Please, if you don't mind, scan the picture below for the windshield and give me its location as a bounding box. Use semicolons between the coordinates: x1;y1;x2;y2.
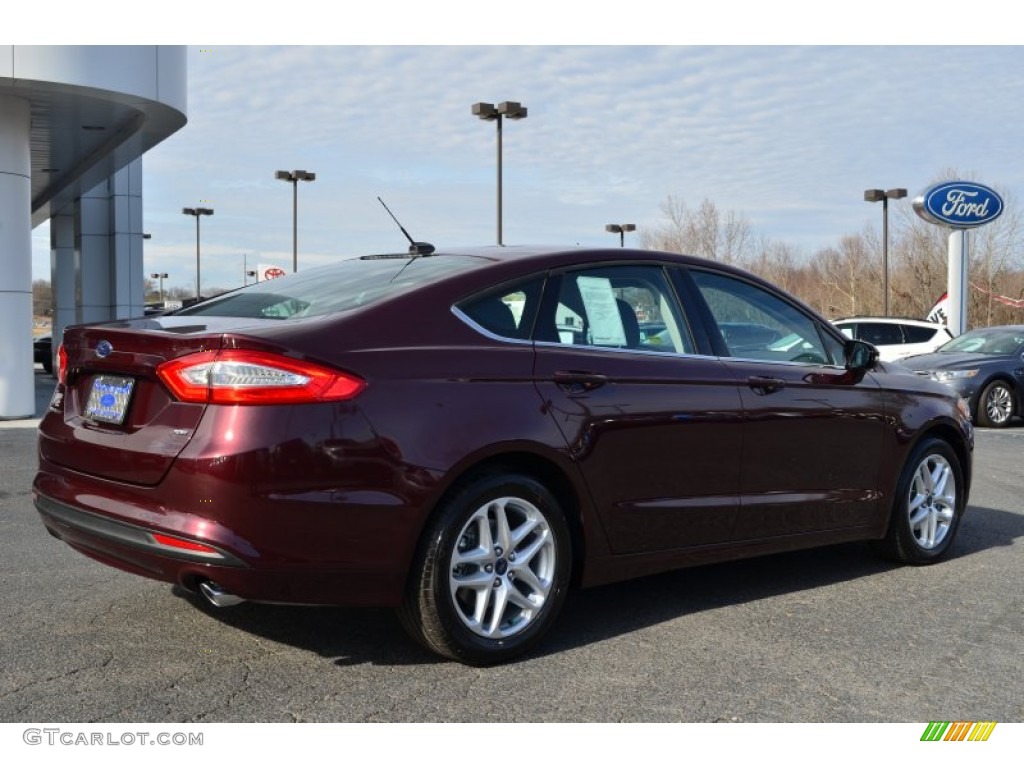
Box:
175;254;478;320
938;328;1024;356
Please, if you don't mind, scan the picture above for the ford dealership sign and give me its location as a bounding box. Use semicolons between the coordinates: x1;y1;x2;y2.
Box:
913;181;1004;228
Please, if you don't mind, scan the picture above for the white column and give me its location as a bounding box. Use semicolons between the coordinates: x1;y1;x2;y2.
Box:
73;161;145;326
50;208;76;361
76;180;112;324
947;229;969;337
0;95;34;419
109;158;145;319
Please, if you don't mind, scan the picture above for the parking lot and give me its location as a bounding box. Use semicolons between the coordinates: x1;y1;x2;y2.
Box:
1;370;1022;722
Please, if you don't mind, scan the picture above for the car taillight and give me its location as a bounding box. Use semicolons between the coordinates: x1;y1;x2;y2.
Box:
156;349;365;405
57;343;67;385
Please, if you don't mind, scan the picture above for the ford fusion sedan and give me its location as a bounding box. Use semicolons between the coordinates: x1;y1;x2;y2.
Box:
901;325;1024;428
34;246;973;664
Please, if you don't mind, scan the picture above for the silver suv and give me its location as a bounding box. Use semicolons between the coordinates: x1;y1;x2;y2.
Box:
833;317;954;361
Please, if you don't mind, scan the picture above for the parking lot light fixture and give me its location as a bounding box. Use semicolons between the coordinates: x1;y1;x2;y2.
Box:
149;272;168;304
276;170;316;273
473;101;528;246
605;223;636;247
182;207;213;300
864;188;907;316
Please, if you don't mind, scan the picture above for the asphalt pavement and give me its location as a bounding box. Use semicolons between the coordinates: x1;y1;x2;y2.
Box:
1;368;1022;722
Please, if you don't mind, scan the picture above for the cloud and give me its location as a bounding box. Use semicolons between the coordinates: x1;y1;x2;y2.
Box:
32;45;1024;293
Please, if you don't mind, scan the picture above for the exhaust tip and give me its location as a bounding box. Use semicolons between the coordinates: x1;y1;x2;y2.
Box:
198;580;245;608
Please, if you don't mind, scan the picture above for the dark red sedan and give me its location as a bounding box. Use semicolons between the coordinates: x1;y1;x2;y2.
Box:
34;246;973;664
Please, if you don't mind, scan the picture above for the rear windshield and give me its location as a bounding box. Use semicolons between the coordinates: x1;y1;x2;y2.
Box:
175;255;477;320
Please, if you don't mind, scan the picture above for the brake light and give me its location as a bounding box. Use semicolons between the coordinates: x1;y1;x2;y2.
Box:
156;349;365;405
57;343;67;386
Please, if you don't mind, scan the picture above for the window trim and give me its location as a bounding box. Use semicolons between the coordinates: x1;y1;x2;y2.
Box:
450;305;535;346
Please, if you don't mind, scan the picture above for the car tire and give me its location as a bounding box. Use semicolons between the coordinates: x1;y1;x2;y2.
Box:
977;379;1014;428
874;437;964;565
399;472;571;665
42;360;53;375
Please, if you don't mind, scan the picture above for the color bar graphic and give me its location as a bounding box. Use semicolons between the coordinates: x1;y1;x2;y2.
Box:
921;721;996;742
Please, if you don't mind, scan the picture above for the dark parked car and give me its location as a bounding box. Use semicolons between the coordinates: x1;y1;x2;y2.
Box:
33;334;53;374
901;325;1024;428
34;246;974;664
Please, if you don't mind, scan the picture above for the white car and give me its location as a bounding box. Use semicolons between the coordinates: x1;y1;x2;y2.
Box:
833;317;954;362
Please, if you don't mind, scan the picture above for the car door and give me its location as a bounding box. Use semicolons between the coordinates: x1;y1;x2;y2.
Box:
532;263;744;555
685;268;890;540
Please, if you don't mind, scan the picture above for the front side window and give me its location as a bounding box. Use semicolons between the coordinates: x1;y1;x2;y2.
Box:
691;270;835;365
537;265;693;354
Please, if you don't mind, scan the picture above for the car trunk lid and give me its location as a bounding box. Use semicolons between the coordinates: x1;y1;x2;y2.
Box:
39;319;233;486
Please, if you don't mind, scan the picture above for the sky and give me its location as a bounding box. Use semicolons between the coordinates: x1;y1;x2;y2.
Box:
25;7;1024;296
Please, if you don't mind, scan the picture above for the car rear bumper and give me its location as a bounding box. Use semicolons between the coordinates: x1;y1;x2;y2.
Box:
33;465;427;608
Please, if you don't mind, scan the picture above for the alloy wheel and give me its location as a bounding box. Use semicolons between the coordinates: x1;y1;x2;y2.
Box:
448;496;556;639
907;453;956;550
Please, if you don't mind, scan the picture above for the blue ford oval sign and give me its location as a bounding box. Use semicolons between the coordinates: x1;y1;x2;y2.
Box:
913;181;1004;228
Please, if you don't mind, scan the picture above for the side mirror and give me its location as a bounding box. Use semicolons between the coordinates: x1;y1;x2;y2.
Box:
845;339;879;371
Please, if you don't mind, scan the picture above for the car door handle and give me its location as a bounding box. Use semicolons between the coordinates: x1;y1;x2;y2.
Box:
553;370;609;393
747;376;786;395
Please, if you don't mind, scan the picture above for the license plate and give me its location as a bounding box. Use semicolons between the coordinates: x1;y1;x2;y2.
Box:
84;375;135;424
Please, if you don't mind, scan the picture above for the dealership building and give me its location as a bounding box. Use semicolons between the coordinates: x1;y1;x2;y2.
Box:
0;46;187;419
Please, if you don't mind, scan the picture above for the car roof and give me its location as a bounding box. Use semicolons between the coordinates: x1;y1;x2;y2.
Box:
336;244;775;298
418;245;712;268
832;316;946;327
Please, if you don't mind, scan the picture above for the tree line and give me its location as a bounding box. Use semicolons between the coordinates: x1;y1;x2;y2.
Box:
640;173;1024;329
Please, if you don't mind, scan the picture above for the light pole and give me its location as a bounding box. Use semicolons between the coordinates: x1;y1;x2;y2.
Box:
275;170;315;273
605;223;636;247
472;101;528;245
864;188;907;316
149;272;168;304
182;207;213;300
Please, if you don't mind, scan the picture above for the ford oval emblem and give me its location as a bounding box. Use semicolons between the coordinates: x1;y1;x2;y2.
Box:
913;181;1004;229
95;340;114;358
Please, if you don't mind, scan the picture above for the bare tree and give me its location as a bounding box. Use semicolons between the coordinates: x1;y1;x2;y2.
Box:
811;234;876;317
641;196;756;265
32;279;52;317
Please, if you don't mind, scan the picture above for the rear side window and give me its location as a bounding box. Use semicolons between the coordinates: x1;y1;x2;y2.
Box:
457;276;545;340
902;325;940;343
